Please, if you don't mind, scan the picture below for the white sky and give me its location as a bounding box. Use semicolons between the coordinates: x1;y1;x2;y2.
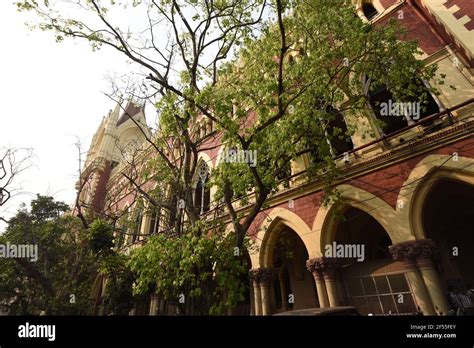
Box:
0;1;134;231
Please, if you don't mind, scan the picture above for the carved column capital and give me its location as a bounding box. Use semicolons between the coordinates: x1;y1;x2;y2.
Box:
307;258;322;280
306;257;341;271
306;257;341;280
306;258;319;273
389;239;439;262
249;268;275;284
249;269;261;284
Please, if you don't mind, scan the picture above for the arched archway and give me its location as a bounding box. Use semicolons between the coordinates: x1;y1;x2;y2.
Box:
255;209;319;314
257;208;319;268
422;178;474;311
314;184;410;247
323;204;419;315
395;154;474;239
271;227;318;313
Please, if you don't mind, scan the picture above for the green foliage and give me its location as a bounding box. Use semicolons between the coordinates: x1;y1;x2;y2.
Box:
129;227;250;315
99;253;135;315
87;220;135;315
30;194;69;222
0;195;97;315
209;0;442;206
88;219;114;255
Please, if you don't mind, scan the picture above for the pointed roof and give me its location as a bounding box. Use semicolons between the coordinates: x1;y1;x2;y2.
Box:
116;100;144;127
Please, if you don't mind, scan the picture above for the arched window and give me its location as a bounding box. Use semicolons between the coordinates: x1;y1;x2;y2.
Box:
195;162;211;214
362;2;378;21
365;76;441;136
303;99;354;164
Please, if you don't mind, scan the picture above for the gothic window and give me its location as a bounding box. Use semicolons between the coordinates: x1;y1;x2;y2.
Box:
123;139;140;162
195;162;211;214
307;101;354;161
114;223;125;248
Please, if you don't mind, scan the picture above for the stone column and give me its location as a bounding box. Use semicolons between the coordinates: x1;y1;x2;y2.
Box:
416;240;450;315
249;269;262;316
321;258;341;307
249;280;255;316
259;268;275;316
389;240;438;315
307;258;329;308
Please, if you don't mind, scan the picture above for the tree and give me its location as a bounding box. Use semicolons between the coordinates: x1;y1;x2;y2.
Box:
86;218;136;315
0;147;33;224
129;224;251;315
0;195;97;315
16;0;444;314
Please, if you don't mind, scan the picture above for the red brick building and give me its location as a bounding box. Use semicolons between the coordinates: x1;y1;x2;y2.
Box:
81;0;474;316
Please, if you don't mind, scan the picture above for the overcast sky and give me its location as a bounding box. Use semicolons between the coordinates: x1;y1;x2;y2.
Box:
0;1;134;231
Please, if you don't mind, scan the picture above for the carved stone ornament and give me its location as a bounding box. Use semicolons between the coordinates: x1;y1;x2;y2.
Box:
389;239;439;262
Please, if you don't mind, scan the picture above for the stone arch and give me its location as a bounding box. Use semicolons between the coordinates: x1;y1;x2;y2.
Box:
255;207;317;269
115;119;147;144
399;154;474;239
312;184;410;255
311;185;427;315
